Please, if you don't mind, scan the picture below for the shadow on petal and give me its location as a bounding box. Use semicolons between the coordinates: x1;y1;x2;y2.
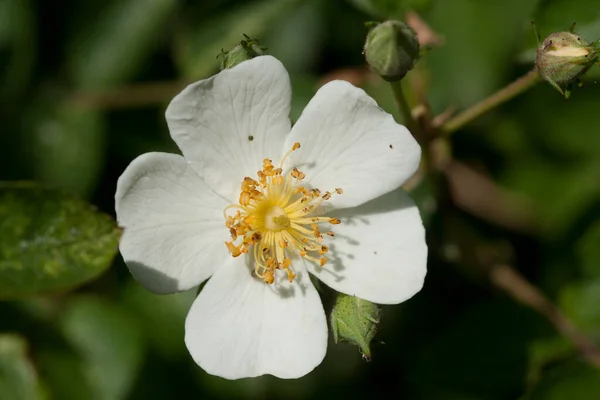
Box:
127;260;189;295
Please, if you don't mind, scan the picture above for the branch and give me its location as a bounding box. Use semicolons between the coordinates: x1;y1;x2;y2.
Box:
440;69;540;134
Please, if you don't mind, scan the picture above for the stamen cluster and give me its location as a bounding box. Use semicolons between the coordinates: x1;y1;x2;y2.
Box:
223;143;343;284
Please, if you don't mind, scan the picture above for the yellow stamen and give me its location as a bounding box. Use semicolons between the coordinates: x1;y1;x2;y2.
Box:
223;142;342;284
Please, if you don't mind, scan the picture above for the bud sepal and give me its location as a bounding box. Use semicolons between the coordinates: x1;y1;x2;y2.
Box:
535;23;599;98
218;34;267;70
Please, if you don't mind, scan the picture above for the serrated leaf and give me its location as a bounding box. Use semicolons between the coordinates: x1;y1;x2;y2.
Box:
0;334;43;400
0;182;121;299
175;0;302;79
59;296;145;400
330;293;381;359
67;0;178;89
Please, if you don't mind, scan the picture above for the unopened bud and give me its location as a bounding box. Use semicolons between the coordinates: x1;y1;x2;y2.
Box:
218;34;267;70
330;293;381;360
535;25;599;98
363;20;420;82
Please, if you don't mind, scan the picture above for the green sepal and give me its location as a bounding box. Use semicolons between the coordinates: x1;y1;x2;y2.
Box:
217;34;267;70
330;293;381;360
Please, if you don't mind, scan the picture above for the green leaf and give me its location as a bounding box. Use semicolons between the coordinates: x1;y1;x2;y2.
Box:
526;336;574;386
527;360;600;400
330;293;381;359
175;0;302;79
0;334;44;400
23;101;106;197
59;296;145;400
66;0;178;89
559;279;600;339
0;182;121;300
36;350;93;400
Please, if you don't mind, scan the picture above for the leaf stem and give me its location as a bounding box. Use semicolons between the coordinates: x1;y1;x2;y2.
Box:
441;69;540;134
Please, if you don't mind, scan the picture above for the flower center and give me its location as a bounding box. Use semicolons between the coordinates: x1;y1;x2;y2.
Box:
224;142;342;284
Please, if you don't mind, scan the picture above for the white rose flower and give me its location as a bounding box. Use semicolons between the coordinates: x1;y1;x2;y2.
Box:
115;56;427;380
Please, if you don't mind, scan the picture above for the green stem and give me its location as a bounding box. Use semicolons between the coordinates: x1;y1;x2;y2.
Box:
442;69;540;134
390;80;418;134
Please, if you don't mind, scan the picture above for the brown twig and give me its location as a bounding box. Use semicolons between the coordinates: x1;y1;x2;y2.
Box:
441;69;540;134
68;80;188;109
442;160;537;234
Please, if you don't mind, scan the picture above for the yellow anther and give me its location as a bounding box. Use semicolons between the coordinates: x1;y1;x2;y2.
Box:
223;144;344;285
263;270;274;284
225;241;242;257
291;168;306;180
286;269;296;283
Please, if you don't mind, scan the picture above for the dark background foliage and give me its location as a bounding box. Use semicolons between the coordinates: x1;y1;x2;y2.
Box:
1;0;600;398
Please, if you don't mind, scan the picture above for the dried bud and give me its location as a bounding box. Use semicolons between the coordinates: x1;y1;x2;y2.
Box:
363;20;420;82
535;25;599;98
218;34;267;70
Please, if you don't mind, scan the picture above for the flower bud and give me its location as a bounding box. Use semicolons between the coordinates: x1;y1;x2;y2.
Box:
363;20;420;81
330;293;381;360
536;28;599;97
218;35;267;70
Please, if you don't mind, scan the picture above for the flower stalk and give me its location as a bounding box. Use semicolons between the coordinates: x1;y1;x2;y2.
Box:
441;69;540;134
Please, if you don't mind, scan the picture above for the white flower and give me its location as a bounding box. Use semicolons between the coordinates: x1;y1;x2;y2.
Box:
115;56;427;380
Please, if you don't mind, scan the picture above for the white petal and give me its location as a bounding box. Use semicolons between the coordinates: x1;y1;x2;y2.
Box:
115;152;230;294
185;258;327;379
166;56;292;202
305;189;427;305
285;80;421;210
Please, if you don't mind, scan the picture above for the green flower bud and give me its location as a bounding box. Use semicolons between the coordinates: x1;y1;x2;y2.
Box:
535;26;599;98
330;293;381;360
363;20;420;82
218;34;267;70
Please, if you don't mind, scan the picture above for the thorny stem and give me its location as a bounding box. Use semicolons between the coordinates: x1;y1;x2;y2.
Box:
441;69;540;134
490;264;600;367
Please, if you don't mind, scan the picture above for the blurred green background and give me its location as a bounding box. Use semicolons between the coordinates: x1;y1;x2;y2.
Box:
1;0;600;398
